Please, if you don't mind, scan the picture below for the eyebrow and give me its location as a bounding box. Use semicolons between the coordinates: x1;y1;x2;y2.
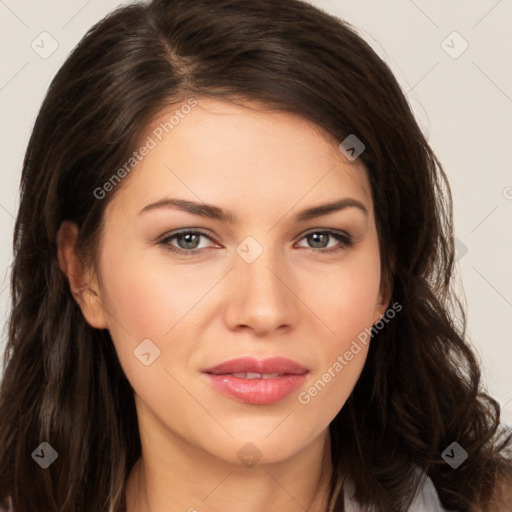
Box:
138;197;368;223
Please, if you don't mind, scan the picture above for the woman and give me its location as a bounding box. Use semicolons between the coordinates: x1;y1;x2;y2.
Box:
1;0;511;510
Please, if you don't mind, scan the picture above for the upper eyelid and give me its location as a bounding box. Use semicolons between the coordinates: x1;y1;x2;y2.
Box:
160;228;351;246
160;228;220;244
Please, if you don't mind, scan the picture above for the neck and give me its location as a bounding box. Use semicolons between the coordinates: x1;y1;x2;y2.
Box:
126;430;333;512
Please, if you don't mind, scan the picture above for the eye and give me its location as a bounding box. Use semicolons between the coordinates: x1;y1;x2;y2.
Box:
296;230;353;254
159;229;219;254
158;228;354;256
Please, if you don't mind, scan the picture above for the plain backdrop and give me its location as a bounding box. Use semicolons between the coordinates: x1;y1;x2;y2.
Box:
0;0;511;426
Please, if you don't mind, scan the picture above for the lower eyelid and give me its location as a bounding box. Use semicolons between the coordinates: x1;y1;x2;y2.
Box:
296;231;352;246
160;230;352;252
163;232;217;249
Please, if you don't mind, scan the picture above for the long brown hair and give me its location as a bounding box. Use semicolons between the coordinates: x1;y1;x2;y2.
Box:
1;0;511;510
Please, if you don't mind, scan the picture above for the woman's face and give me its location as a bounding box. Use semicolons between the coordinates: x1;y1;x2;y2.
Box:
84;98;388;465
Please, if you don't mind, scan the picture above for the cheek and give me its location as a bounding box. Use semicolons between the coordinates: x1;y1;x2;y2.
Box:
95;245;168;373
298;248;380;406
96;244;225;377
99;240;191;331
306;252;382;345
296;284;374;431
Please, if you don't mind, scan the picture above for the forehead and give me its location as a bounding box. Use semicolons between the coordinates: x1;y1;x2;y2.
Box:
107;97;373;218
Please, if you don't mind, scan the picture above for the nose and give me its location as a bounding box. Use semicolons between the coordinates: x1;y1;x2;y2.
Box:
223;246;299;336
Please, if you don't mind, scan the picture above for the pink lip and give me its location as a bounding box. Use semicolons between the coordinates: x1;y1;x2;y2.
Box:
203;356;308;375
202;357;309;405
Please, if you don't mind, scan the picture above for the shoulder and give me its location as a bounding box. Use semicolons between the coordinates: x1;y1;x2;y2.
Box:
343;471;459;512
409;474;458;512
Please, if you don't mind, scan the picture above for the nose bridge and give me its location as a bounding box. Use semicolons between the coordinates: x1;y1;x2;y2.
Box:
225;235;297;333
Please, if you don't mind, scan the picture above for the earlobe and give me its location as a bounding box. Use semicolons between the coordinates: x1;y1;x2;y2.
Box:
372;306;387;326
56;221;108;330
372;273;393;325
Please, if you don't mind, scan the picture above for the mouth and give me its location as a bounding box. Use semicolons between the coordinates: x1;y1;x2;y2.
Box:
222;372;287;379
202;357;309;405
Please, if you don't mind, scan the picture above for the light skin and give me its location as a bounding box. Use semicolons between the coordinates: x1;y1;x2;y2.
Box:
57;97;390;512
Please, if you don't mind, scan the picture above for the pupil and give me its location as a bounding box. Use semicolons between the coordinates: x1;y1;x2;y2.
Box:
179;233;200;249
309;233;328;248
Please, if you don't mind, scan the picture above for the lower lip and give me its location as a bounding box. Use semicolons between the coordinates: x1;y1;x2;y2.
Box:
204;373;308;405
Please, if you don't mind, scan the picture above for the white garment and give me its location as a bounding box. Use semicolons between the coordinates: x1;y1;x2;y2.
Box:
1;475;457;512
343;473;455;512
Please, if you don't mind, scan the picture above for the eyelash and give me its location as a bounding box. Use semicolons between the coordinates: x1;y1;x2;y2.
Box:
158;229;354;256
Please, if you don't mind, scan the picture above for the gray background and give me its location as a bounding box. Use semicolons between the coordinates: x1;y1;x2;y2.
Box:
1;0;511;425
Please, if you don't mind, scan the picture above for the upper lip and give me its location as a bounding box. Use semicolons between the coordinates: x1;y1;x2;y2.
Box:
203;357;309;375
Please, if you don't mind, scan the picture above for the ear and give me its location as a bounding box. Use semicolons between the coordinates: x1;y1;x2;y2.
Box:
57;221;108;329
371;269;394;326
